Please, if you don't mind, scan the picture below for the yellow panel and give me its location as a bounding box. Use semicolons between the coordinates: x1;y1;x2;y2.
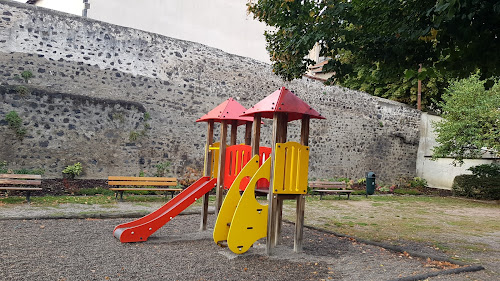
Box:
227;158;270;254
213;155;260;246
210;142;220;179
272;142;309;194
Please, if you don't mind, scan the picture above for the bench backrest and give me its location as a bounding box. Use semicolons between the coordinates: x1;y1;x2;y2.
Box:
108;176;177;186
0;174;42;185
309;181;347;190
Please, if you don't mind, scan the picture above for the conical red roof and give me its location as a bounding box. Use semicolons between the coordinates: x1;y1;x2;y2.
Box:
196;98;254;125
241;87;325;122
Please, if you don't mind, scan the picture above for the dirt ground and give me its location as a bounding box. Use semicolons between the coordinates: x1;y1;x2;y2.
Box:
0;200;496;280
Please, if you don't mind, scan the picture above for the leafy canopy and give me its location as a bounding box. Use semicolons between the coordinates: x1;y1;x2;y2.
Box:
247;0;500;109
432;73;500;165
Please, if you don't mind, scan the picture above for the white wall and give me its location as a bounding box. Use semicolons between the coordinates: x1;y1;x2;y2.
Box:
416;113;498;189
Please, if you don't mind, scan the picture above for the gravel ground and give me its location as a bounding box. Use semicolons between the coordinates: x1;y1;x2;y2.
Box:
0;208;487;281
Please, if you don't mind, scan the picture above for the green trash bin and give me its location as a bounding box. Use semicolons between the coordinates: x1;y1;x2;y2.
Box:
366;172;376;195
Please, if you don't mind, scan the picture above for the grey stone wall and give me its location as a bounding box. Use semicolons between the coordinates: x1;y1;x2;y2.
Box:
0;1;421;183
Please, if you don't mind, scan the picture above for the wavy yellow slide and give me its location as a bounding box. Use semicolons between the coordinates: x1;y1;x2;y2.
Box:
213;155;261;247
227;158;270;254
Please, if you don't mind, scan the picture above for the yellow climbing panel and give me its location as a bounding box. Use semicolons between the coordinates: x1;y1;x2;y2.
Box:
227;157;271;254
272;142;309;194
213;155;260;246
209;142;220;179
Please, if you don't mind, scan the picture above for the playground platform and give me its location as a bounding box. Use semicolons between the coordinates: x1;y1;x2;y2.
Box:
0;207;487;281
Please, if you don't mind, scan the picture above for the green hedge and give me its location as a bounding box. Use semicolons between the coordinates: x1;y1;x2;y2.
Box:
452;174;500;200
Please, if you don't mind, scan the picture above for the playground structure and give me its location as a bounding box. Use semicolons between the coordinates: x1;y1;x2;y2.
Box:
113;98;261;242
113;88;325;256
213;87;325;254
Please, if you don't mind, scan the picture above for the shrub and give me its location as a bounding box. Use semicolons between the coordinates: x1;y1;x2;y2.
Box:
155;161;171;177
468;163;500;178
409;177;427;188
62;162;82;179
452;173;500;200
21;70;33;82
75;187;114;196
5;111;26;139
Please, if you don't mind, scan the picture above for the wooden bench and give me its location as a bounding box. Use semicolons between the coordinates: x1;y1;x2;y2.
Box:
0;174;42;203
108;176;181;201
309;181;354;200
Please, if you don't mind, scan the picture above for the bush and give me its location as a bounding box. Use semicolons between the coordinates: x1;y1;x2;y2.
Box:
468;163;500;178
62;162;82;179
409;177;427;188
75;187;114;196
452;174;500;200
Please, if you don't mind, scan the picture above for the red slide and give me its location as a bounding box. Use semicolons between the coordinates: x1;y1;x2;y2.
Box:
113;176;217;243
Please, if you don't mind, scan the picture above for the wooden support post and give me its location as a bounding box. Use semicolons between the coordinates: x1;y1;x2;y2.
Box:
275;196;283;246
266;112;288;255
230;120;238;146
251;114;261;156
294;194;305;252
200;120;214;231
294;115;310;252
215;120;228;214
244;121;252;145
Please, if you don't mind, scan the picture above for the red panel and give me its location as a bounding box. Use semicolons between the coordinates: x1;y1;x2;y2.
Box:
113;177;217;243
241;87;326;122
224;145;252;189
238;146;272;191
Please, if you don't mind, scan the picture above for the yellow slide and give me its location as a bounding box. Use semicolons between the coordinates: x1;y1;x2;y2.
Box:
227;158;270;254
213;155;261;246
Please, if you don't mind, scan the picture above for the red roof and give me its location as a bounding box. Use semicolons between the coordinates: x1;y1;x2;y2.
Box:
241;87;325;122
196;98;255;125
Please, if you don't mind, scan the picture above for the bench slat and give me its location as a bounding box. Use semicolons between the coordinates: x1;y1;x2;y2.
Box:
108;176;176;182
0;187;43;191
0;179;42;185
0;174;41;179
108;181;177;186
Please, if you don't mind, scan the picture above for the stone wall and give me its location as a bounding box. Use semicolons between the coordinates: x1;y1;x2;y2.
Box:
0;1;421;183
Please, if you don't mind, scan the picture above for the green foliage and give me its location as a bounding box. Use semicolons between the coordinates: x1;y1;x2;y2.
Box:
0;161;44;175
468;163;500;178
432;74;500;164
138;170;147;177
5;111;26;140
112;112;125;124
75;187;114;196
21;70;33;83
0;160;8;173
12;168;45;175
452;174;500;200
129;131;140;142
16;85;30;96
394;188;423;196
248;0;500;109
128;113;152;142
409;177;428;189
154;161;171;177
62;162;82;179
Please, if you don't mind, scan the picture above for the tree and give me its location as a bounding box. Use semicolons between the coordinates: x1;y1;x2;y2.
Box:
247;0;500;109
432;73;500;165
